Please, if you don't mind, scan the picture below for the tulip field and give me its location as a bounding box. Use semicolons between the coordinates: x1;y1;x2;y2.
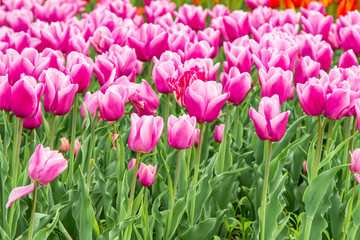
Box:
1;0;360;239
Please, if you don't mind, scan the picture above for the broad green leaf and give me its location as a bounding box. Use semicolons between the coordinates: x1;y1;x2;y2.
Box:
33;208;60;240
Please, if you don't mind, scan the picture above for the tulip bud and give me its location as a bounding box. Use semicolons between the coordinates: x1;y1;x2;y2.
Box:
74;139;81;156
303;161;307;174
167;115;196;149
59;138;70;152
350;149;360;173
138;163;157;187
214;124;225;143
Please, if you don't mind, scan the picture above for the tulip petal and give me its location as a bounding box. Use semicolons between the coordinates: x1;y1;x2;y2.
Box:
6;183;34;208
269;111;290;142
249;108;268;140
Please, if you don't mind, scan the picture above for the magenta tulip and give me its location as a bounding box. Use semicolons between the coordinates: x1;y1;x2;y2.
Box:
152;53;181;94
176;4;208;31
221;67;252;106
301;11;333;41
97;85;129;121
80;91;100;119
131;80;160;116
303;160;307;173
74;139;81;156
23;102;43;130
11;75;44;119
249;94;290;142
138;163;157;187
350;149;360;173
214;124;225;143
0;76;12;112
128;113;164;153
294;56;320;85
339;26;360;55
223;42;252;74
66;52;93;93
338;50;358;69
6;144;67;208
245;0;270;10
39;69;78;115
356;104;360;131
185;80;230;123
258;67;293;104
167;115;196;149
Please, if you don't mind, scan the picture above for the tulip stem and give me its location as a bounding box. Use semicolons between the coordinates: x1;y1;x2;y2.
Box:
49;114;56;149
173;149;181;199
114;123;124;176
12;118;23;188
143;187;149;240
11;118;19;186
29;130;34;156
68;93;78;189
189;122;205;226
325;119;334;154
28;181;38;240
303;215;313;240
343;179;357;240
233;105;240;146
219;102;230;173
350;116;357;152
260;140;272;240
343;117;352;196
124;152;141;239
148;61;152;83
311;116;327;181
165;94;170;147
84;108;98;174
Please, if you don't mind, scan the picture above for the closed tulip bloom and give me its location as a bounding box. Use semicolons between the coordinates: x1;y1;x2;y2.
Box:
185;80;230;123
6;48;35;86
193;128;201;147
214;124;225;143
221;67;251;106
0;76;12;112
144;1;176;24
209;4;230;19
259;67;293;104
340;26;360;55
221;11;250;42
303;160;307;173
11;75;44;119
74;139;81;156
168;115;196;149
97;85;129;121
176;4;208;31
152;60;178;94
252;48;292;72
184;41;216;60
296;76;327;116
128;23;168;62
66;52;93;93
301;11;333;41
249;95;290;142
294;56;320;85
80;91;100;119
197;28;221;53
39;69;78;115
128;113;164;153
356;104;360;131
138;163;157;187
323;88;351;120
128;158;136;171
90;26;114;54
23;102;43;130
245;0;270;10
223;43;252;74
5;8;33;32
59;137;70;152
6;144;67;208
349;149;360;173
338;50;358;68
131;80;160;116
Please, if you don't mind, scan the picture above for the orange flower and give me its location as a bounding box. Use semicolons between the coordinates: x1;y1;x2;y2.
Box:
269;0;280;8
337;0;356;17
193;0;200;4
284;0;314;9
319;0;332;7
213;0;219;3
136;7;144;15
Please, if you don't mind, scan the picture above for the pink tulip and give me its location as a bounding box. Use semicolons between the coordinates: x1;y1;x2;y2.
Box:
6;144;67;208
59;137;70;152
214;124;225;143
221;67;251;106
90;26;114;54
271;9;300;27
296;76;327;116
145;1;176;24
245;0;270;10
294;56;320;86
23;102;43;130
185;80;230;123
0;75;12;112
209;4;230;19
193;128;202;147
131;80;160;116
138;163;157;187
176;4;208;31
111;134;119;148
184;41;216;60
223;42;252;74
74;139;81;156
97;85;129;121
218;11;250;42
252;48;292;72
259;67;293;104
81;91;100;119
323;88;351;120
66;52;93;93
183;58;219;82
128;158;136;171
249;6;272;29
338;50;358;69
6;48;36;86
301;11;333;41
39;48;65;72
350;149;360;173
128;23;168;62
5;8;33;32
168;115;196;149
67;35;91;56
152;60;178;94
128;113;164;153
249;94;290;142
356;104;360;131
303;160;307;173
301;2;325;18
39;69;78;115
11;75;44;119
197;28;221;53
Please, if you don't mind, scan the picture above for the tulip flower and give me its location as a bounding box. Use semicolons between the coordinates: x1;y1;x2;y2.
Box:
80;91;100;119
184;41;216;60
74;139;81;156
338;50;358;69
176;4;208;31
66;52;93;93
131;80;160;116
214;124;225;143
138;163;157;187
303;160;307;173
11;75;44;119
301;11;333;41
340;26;360;55
39;69;79;115
0;75;12;112
98;85;129;121
296;76;327;116
23;103;43;130
294;56;320;86
59;137;70;152
128;158;136;171
152;57;180;94
128;113;164;153
128;23;168;62
5;8;33;32
258;67;293;104
245;0;270;10
144;1;176;24
89;26;114;54
217;11;250;42
167;115;196;149
183;58;219;82
6;144;68;208
350;149;360;174
209;4;230;19
197;28;221;54
221;67;252;106
249;94;290;142
223;42;252;74
185;80;229;123
356;104;360;132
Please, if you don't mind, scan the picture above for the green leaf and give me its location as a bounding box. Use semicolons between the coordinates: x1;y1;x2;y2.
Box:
33;208;60;240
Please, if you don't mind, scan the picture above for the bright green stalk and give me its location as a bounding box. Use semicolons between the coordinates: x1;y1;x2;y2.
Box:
260;140;272;240
310;116;327;181
173;149;181;199
343;117;353;194
164;94;170;147
325;119;334;154
343;179;357;240
28;182;38;240
143;187;149;240
148;61;152;83
49;114;56;149
114;123;124;178
68;93;78;188
219;102;230;173
84;108;99;173
189;122;205;226
350;116;357;152
29;129;34;156
233;105;240;146
12;118;23;188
